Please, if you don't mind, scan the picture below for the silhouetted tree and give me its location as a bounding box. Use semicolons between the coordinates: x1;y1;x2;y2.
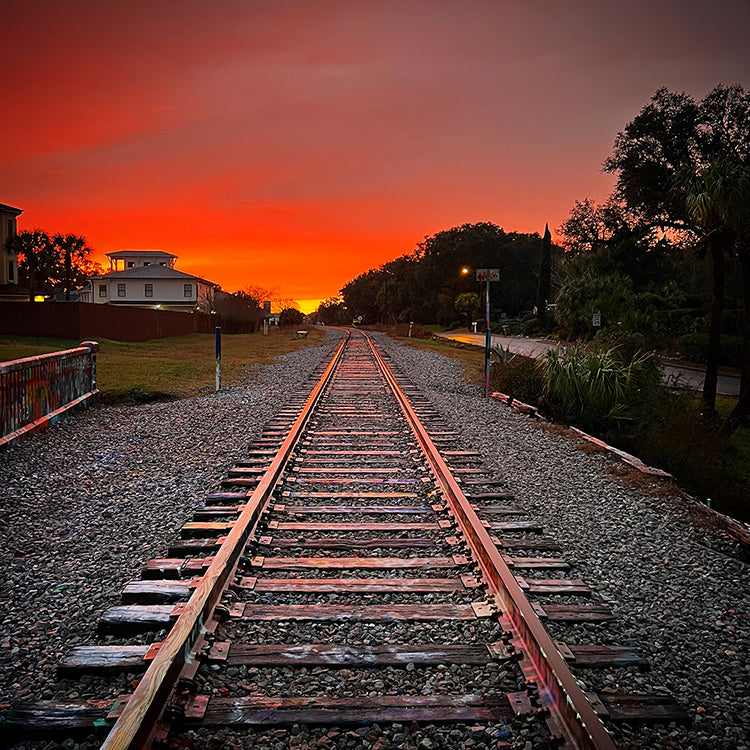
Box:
605;84;750;413
279;307;305;326
536;224;552;330
51;233;98;301
340;223;558;326
5;230;100;300
5;230;53;300
316;297;349;325
455;292;480;330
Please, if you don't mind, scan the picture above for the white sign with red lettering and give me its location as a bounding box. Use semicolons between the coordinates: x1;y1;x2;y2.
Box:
476;268;500;282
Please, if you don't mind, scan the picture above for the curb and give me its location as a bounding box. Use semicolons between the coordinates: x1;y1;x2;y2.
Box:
489;391;672;479
490;392;546;420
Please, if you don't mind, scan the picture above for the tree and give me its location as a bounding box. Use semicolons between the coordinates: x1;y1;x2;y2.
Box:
51;234;98;301
5;230;100;300
279;307;305;326
671;156;749;410
5;230;54;300
558;198;635;255
316;297;349;325
536;223;552;330
454;292;480;330
241;285;274;307
604;85;750;414
214;291;264;333
339;223;557;326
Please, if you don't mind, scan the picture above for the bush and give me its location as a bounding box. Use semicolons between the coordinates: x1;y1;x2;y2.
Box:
279;308;305;327
520;316;542;337
723;310;745;336
592;330;649;361
490;355;544;405
394;322;429;339
679;333;743;367
541;346;662;434
627;394;750;522
652;307;705;336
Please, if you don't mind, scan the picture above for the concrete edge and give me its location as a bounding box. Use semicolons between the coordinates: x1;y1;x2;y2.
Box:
489;391;673;479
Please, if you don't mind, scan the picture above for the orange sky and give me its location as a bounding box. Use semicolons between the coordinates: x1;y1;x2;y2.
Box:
2;1;749;313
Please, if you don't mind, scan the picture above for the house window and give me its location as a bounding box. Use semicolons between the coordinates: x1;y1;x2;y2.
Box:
8;260;14;282
99;284;107;298
184;284;193;298
159;262;166;266
127;262;135;268
117;283;126;297
7;219;14;236
145;283;153;298
144;262;150;266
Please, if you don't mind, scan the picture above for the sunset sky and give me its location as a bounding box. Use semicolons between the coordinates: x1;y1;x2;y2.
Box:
3;1;749;312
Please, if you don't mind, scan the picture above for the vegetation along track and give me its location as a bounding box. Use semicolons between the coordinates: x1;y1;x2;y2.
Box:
4;329;689;750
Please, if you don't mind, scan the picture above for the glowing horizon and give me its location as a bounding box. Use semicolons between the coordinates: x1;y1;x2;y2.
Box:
2;1;747;306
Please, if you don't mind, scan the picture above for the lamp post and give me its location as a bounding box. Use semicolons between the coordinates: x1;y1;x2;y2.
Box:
460;267;472;330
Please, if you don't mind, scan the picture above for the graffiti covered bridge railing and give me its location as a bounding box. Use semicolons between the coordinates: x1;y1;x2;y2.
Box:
0;341;99;448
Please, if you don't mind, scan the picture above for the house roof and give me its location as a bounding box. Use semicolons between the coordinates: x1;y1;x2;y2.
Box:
93;265;217;286
106;249;178;259
0;283;30;295
0;203;23;215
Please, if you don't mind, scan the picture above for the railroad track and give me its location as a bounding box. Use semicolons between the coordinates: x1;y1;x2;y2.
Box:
4;329;688;749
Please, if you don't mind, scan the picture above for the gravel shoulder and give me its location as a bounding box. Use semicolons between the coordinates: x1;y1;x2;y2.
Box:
1;328;748;750
0;330;345;706
374;333;750;750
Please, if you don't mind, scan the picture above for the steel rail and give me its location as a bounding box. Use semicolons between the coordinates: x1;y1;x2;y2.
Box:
364;332;617;750
99;331;350;750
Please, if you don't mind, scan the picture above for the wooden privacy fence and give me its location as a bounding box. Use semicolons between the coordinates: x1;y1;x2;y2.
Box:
0;341;99;448
0;302;215;342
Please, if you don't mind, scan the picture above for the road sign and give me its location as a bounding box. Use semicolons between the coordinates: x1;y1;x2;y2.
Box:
476;268;500;282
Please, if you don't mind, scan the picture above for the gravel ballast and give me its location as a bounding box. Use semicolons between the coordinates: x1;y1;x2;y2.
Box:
1;329;749;750
373;333;750;750
0;332;344;708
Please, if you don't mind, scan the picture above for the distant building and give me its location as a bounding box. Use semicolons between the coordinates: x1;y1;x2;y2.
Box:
82;250;218;309
0;202;28;300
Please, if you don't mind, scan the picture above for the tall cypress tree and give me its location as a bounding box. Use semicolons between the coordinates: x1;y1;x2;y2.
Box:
536;223;552;330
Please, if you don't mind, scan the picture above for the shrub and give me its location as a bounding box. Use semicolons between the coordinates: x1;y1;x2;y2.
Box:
490;355;544;405
394;322;429;339
723;310;745;336
592;330;649;361
520;316;542;337
541;346;662;433
679;333;743;367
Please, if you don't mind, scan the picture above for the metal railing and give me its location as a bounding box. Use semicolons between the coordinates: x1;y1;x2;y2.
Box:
0;341;99;448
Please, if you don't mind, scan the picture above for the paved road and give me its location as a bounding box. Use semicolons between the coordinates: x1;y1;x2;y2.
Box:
434;331;740;397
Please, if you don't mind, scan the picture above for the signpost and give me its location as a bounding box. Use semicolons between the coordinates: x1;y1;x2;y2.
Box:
215;326;222;392
476;269;500;399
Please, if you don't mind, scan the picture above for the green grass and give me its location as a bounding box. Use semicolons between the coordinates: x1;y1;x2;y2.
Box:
0;328;324;403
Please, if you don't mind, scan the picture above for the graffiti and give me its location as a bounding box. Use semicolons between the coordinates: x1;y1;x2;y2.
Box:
0;342;98;447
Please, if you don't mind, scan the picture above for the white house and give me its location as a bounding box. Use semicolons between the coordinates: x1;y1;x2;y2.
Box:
84;250;218;309
0;202;28;300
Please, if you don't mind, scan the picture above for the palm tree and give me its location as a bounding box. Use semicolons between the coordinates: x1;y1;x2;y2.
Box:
671;156;750;412
51;234;94;301
4;230;53;300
